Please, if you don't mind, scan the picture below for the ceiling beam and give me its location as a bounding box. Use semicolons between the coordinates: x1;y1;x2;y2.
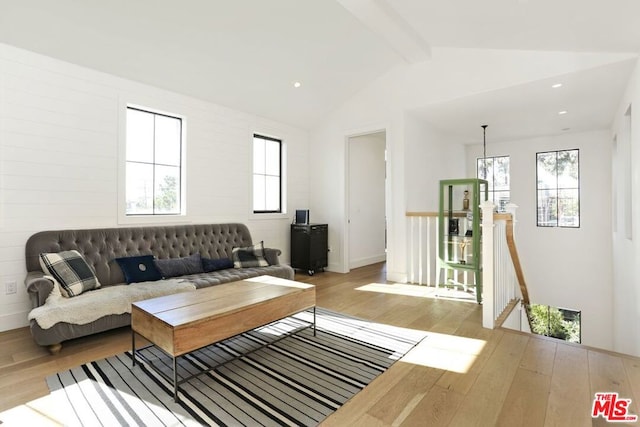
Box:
336;0;431;64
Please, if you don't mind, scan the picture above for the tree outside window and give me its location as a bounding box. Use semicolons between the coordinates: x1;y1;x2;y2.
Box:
126;107;182;215
536;149;579;227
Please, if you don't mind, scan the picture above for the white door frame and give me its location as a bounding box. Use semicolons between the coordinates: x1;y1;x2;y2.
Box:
344;126;389;273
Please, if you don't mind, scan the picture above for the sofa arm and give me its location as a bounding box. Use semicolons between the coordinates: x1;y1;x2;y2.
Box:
263;248;282;266
25;271;55;309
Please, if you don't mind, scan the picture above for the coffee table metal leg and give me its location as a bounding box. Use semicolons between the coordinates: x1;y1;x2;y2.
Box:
173;356;179;402
131;331;136;367
313;306;317;336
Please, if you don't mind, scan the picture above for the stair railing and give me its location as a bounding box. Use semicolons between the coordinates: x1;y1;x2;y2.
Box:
481;202;532;329
406;205;532;331
406;212;439;285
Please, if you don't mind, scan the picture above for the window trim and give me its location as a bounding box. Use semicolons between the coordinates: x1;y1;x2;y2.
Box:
535;148;580;228
118;100;188;225
252;133;284;215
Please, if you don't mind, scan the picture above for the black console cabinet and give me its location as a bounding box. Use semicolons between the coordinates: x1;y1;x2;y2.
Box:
290;223;328;275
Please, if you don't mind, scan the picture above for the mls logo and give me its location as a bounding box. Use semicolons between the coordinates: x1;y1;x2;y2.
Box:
592;392;638;422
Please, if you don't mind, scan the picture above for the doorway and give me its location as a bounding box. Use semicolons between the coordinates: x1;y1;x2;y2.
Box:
347;131;387;270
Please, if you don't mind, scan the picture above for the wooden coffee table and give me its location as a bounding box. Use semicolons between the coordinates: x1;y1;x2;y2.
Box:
131;275;316;401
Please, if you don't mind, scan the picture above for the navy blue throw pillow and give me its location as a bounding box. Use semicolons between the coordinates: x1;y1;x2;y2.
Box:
154;253;204;278
201;257;234;273
115;255;163;284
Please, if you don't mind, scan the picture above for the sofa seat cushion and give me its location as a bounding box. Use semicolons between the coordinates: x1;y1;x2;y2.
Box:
202;257;234;272
183;264;294;288
28;279;196;329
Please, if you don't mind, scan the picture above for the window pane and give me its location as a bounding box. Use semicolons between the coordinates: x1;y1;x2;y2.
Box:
537;189;557;226
536;150;580;227
477;159;487;180
253;138;265;175
265;140;280;176
253;135;282;213
126;162;154;215
126;109;154;163
265;176;280;211
537;152;557;189
155;115;181;166
154;165;180;214
495;191;510;212
494;157;510;191
253;175;265;211
558;189;579;227
485;158;495;191
558;150;579;189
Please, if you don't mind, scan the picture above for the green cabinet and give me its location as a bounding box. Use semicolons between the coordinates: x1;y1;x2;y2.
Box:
438;178;488;303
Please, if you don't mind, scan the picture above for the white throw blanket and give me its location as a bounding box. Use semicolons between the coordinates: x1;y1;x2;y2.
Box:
28;279;196;329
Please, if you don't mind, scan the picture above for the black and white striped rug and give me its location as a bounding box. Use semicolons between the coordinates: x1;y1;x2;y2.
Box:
46;308;427;426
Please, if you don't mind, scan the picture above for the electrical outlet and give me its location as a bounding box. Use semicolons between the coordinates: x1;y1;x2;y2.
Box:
5;281;17;295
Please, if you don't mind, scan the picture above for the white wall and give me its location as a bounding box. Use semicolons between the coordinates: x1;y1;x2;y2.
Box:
310;47;625;282
0;43;309;331
405;114;465;211
611;58;640;357
465;130;613;351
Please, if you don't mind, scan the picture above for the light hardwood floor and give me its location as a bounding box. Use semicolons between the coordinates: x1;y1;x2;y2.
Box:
1;263;639;426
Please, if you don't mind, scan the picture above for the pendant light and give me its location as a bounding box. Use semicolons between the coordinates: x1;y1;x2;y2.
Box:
481;124;488;163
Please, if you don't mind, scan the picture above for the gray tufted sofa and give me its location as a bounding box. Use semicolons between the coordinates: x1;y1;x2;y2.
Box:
25;223;294;354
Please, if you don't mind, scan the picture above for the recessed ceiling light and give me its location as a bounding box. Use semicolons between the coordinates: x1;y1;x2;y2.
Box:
293;81;301;88
558;110;568;115
552;83;563;89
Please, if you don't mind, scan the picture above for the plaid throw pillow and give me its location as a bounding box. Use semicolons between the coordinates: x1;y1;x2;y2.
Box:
232;241;269;268
39;250;101;298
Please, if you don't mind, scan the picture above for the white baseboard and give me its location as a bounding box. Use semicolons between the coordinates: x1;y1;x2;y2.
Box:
327;263;348;273
0;311;29;332
349;254;386;270
386;270;408;283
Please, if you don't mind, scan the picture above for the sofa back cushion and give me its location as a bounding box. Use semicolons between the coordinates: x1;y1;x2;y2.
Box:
25;224;253;286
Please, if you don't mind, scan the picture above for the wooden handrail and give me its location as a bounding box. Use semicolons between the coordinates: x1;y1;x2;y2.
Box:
405;211;469;218
503;215;534;330
405;211;438;217
504;216;530;305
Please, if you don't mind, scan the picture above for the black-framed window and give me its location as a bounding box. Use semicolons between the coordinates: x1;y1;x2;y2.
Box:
536;149;580;227
125;107;182;215
527;304;581;343
477;155;510;212
253;134;282;213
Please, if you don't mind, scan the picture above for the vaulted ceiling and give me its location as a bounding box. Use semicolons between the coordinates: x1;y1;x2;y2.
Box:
0;0;638;139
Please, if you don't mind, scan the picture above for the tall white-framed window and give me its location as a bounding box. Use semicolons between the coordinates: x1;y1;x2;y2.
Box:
536;149;580;228
477;155;510;211
125;106;183;216
252;134;282;214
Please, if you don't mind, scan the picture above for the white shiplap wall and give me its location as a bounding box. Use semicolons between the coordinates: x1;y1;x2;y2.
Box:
0;43;309;331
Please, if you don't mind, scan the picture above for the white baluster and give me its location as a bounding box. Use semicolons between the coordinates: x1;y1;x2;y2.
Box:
481;200;496;328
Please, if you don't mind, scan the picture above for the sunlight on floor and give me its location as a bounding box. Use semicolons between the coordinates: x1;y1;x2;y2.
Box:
401;332;486;374
1;394;66;426
0;378;180;426
355;282;477;303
